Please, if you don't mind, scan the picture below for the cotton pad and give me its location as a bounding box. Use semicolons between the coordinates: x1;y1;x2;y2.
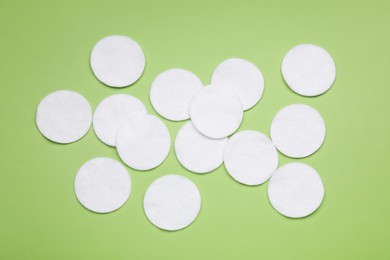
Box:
143;175;201;231
93;94;147;147
270;104;325;158
189;84;243;138
74;157;131;213
211;58;264;110
224;130;278;185
268;162;324;218
281;44;336;96
36;90;92;144
90;35;145;87
175;122;227;174
116;114;171;170
150;68;203;121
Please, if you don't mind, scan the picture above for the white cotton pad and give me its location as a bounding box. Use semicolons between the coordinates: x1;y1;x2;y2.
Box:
189;84;243;138
150;68;203;121
93;94;147;147
224;130;278;185
36;90;92;144
90;35;145;87
211;58;264;110
268;162;324;218
270;104;326;158
175;122;228;174
74;157;131;213
116;114;171;170
143;175;201;231
281;44;336;96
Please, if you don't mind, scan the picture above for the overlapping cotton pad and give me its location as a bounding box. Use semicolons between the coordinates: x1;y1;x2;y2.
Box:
90;35;145;87
143;175;201;231
150;69;203;121
175;122;227;174
36;90;92;144
116;114;171;170
270;104;325;158
93;94;147;147
74;157;131;213
224;130;278;185
268;162;324;218
189;84;243;138
211;58;264;110
281;44;336;96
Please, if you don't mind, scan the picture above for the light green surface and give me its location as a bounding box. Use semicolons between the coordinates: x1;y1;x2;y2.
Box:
1;0;389;259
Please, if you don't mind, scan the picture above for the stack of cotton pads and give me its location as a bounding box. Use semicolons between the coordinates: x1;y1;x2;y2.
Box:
36;35;336;230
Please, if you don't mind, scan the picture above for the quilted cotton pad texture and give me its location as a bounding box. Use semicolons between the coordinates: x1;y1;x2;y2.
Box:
93;94;147;147
36;90;92;144
224;130;278;185
90;35;145;87
143;175;201;231
116;114;171;170
150;68;203;121
281;44;336;96
270;104;326;158
211;58;264;110
175;122;228;174
189;84;243;138
268;162;324;218
74;157;131;213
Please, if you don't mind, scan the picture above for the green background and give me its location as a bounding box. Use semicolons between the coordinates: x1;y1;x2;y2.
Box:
1;0;389;259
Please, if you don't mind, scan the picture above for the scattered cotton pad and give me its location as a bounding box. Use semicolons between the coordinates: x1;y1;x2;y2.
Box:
224;130;278;185
74;157;131;213
93;94;147;147
116;114;171;170
281;44;336;96
268;162;324;218
211;58;264;110
189;84;243;138
270;104;325;158
90;35;145;87
36;90;92;144
150;69;203;121
175;122;227;174
144;175;201;231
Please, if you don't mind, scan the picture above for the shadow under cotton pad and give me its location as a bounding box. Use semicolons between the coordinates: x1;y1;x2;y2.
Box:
150;68;203;121
175;122;228;174
267;162;325;218
211;58;264;110
93;94;147;147
90;35;145;88
36;90;92;144
143;175;201;231
74;157;131;213
116;114;171;170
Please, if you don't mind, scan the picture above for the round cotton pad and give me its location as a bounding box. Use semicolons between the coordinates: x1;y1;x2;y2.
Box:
36;90;92;144
224;130;278;185
90;35;145;87
211;58;264;110
93;94;147;147
281;44;336;96
74;157;131;213
143;175;201;231
175;122;228;174
268;163;324;218
189;84;243;138
270;104;326;158
150;68;203;121
116;114;171;170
